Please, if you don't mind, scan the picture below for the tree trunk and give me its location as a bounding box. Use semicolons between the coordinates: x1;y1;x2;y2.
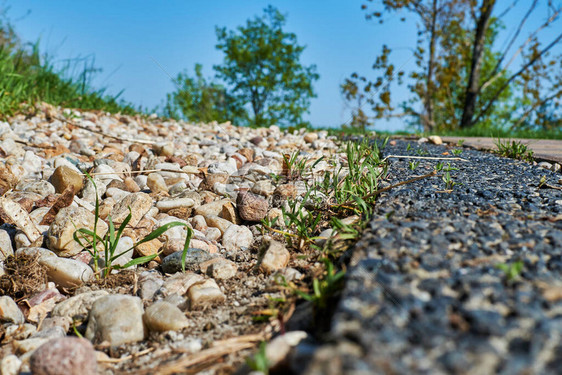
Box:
460;0;496;128
423;0;438;132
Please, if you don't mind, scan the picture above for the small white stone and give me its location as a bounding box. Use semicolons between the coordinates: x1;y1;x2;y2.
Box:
188;279;226;309
0;296;25;324
0;354;22;375
38;256;94;288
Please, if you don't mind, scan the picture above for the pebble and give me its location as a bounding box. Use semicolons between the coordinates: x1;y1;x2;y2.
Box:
0;296;25;324
85;294;146;346
0;355;21;375
158;272;204;297
428;135;443;145
47;206;108;257
156;197;195;212
144;301;189;332
161;248;214;274
0;229;14;260
206;215;234;234
222;224;254;252
38;254;94;288
30;337;97;375
194;199;232;218
259;239;290;272
50;165;84;194
52;291;109;320
147;172;168;194
237;191;268;222
110;192;153;226
188;279;226;309
199;257;238;280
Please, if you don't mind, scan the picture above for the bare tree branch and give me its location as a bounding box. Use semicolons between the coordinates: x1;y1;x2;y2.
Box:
480;5;561;92
473;31;562;126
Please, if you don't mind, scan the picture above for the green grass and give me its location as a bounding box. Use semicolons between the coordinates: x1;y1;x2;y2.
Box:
494;138;535;162
0;20;138;119
73;174;193;278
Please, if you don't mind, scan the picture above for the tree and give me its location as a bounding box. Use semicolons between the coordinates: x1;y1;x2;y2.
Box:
164;63;246;123
346;0;562;132
214;6;319;127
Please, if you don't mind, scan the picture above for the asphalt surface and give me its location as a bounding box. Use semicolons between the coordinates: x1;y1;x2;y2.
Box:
295;139;562;375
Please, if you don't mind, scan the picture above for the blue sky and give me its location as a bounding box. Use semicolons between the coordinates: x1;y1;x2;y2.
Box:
4;1;561;131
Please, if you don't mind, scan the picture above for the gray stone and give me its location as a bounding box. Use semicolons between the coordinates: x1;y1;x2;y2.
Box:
161;248;214;274
85;294;146;346
52;291;109;320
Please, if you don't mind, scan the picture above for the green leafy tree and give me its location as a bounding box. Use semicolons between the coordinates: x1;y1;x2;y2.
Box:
345;0;562;132
214;6;319;127
164;63;247;123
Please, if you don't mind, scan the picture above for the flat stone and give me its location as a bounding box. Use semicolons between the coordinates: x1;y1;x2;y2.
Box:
30;337;97;375
47;206;108;257
188;279;226;309
110;192;153;226
156;200;195;219
251;180;275;197
144;301;189;332
13;337;49;354
50;165;84;194
161;248;214;274
0;296;25;324
222;224;253;252
85;294;145;346
159;271;204;297
194;199;232;218
259;239;290;273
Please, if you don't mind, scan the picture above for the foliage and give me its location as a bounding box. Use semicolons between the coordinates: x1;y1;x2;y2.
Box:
214;6;319;127
245;341;270;374
74;174;193;278
493;138;534;162
345;1;562;133
292;258;346;309
0;9;137;119
496;260;524;281
163;63;247;124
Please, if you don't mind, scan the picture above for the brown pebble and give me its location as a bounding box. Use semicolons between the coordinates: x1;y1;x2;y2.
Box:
30;337;97;375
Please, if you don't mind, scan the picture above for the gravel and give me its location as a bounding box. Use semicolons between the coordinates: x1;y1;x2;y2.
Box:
301;140;562;375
